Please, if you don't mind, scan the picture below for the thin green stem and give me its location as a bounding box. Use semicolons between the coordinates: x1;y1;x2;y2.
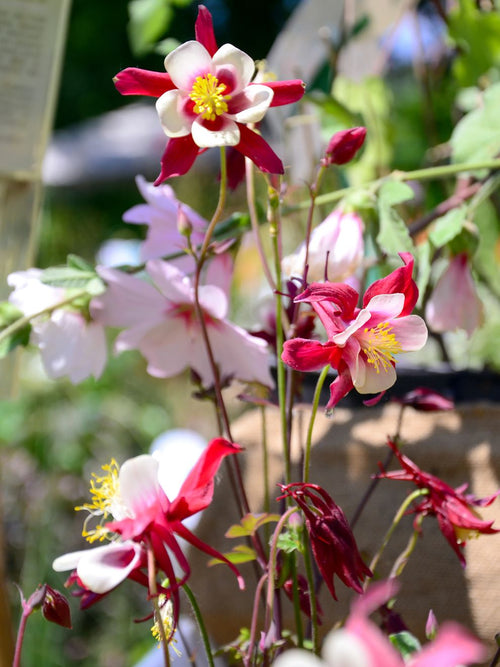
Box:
198;147;228;262
290;554;304;648
0;289;88;345
302;537;319;654
389;515;424;579
292;158;500;211
366;488;429;584
147;545;170;667
303;365;330;483
183;583;215;667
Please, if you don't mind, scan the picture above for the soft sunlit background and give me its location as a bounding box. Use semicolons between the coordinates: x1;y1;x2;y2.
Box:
2;1;500;665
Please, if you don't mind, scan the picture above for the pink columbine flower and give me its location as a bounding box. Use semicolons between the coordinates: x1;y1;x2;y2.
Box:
282;253;428;411
90;259;273;388
272;580;487;667
379;439;499;566
425;253;483;337
8;269;106;383
282;208;364;283
53;438;244;627
123;175;207;268
114;5;305;184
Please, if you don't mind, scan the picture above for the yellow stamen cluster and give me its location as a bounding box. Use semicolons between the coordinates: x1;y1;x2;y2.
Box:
189;73;229;121
362;321;402;373
151;598;181;655
75;459;121;543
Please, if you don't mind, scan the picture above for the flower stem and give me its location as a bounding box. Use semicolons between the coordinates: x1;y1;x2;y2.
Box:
389;516;424;579
198;147;228;261
303;365;329;483
183;583;215;667
12;605;30;667
292;158;500;210
366;488;429;584
147;545;170;667
302;539;319;654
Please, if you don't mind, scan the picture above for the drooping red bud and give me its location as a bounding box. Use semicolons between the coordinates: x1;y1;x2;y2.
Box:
41;585;72;628
323;126;367;166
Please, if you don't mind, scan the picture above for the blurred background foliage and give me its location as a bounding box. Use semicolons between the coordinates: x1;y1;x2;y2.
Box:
3;0;500;665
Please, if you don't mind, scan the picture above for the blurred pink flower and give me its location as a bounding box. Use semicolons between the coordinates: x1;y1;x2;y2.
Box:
123;175;207;269
282;208;364;283
114;5;305;184
91;260;273;388
282;254;428;410
8;269;106;383
272;580;487;667
425;253;483;337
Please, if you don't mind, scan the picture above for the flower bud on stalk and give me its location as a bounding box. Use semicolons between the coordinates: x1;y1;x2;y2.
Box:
322;126;367;166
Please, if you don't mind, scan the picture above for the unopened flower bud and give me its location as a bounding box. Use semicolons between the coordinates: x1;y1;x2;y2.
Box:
177;207;192;238
323;127;366;166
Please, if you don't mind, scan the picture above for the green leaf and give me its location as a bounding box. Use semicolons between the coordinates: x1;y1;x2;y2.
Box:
225;513;280;538
472;199;500;294
67;254;94;272
376;180;414;255
276;529;303;554
389;631;421;661
415;242;431;308
0;302;24;328
208;544;256;566
450;82;500;177
0;323;31;358
128;0;172;57
428;206;468;248
40;266;101;291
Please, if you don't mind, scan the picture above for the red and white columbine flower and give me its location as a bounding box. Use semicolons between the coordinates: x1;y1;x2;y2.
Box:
114;5;305;184
53;438;244;625
282;253;428;411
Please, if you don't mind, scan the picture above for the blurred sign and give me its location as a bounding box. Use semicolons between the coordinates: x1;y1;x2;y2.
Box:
0;0;70;177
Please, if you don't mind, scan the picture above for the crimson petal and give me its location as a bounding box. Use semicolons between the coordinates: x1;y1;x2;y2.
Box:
113;67;175;97
263;80;306;107
235;124;284;175
169;437;242;520
195;5;218;56
154;136;201;185
363;252;418;315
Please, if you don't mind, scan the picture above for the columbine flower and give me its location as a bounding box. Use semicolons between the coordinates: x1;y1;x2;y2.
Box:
123;175;207;269
8;269;106;383
278;483;372;599
272;580;487;667
114;5;305;184
282;253;428;411
322;126;367;166
379;439;499;566
91;259;273;388
53;438;244;625
282;208;364;283
425;252;483;337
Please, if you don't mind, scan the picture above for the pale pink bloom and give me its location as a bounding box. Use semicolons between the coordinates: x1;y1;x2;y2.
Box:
282;209;364;283
425;253;483;337
8;270;106;383
123;175;207;270
273;581;486;667
91;259;273;387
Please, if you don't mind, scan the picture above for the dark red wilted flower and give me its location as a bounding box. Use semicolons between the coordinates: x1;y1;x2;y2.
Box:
379;439;499;566
278;483;372;599
322;127;367;166
392;387;455;412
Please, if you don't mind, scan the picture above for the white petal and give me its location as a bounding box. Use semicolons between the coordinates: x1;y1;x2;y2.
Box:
53;549;89;572
77;542;144;594
198;284;228;319
165;40;212;90
322;629;372;667
272;648;323;667
365;292;405;320
119;455;161;516
391;315;428;351
228;85;274;124
156;89;193;137
213;43;256;91
332;309;372;346
146;259;194;303
355;358;397;394
191;117;240;147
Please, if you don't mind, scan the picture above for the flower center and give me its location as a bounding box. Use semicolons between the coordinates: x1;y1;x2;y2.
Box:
362;322;402;373
75;459;127;543
189;73;230;121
